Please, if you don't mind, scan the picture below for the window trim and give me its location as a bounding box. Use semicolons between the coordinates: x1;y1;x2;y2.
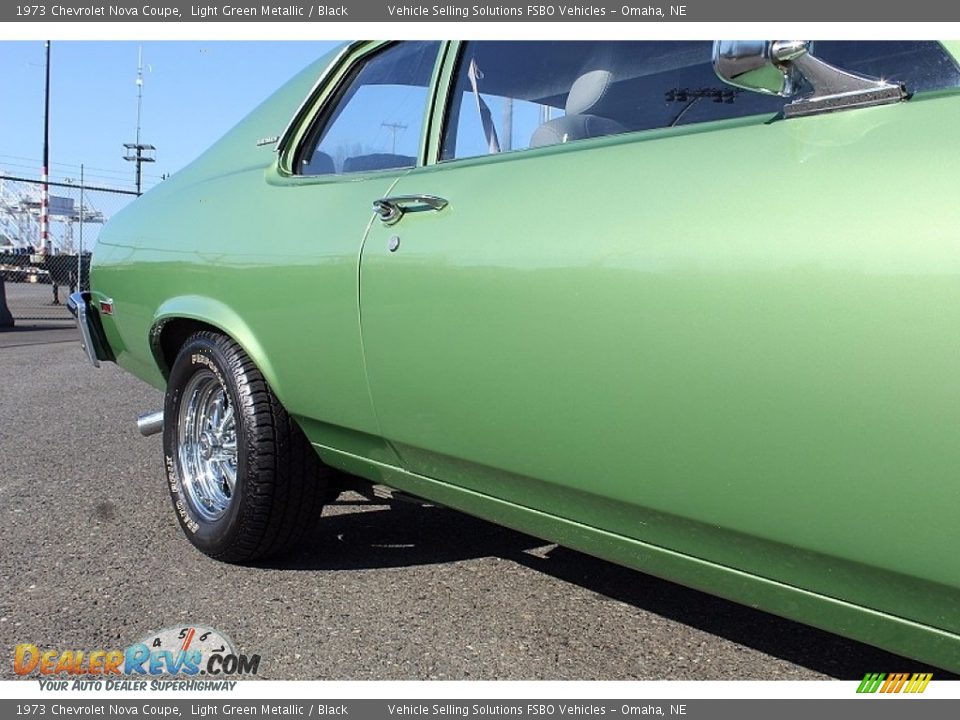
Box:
274;40;362;166
276;40;447;180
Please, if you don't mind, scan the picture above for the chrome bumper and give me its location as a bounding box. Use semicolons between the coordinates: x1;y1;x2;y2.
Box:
67;291;113;367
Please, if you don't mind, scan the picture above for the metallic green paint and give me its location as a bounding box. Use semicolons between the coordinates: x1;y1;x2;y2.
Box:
312;441;960;674
361;92;960;645
90;41;960;672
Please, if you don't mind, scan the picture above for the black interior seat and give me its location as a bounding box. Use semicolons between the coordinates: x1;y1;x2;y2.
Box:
530;69;628;148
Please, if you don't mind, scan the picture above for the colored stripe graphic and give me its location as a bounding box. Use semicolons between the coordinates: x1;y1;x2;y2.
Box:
858;672;932;694
905;673;933;693
857;673;885;693
880;673;909;693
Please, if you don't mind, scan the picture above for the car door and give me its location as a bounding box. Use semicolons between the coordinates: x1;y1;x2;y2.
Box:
359;40;960;632
242;40;442;462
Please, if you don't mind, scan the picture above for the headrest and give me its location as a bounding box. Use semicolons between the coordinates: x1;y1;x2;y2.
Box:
565;70;616;116
529;114;627;148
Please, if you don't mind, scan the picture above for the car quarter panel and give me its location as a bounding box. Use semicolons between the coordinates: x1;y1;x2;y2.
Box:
91;44;399;458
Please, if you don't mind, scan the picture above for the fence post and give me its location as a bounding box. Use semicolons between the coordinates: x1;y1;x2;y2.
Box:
0;277;14;329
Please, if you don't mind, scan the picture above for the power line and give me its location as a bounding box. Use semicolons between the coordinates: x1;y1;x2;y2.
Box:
0;156;158;184
0;173;139;195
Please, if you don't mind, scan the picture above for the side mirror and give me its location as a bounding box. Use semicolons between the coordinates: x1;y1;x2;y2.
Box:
713;40;802;97
713;40;907;117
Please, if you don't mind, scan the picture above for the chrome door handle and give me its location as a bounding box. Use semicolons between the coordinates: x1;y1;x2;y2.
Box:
372;194;448;226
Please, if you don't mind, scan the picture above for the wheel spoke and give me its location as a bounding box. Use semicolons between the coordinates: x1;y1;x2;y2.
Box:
218;459;237;494
176;369;237;523
217;402;234;435
209;390;224;430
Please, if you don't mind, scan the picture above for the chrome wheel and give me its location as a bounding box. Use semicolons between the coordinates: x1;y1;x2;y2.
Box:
164;331;331;561
176;369;238;522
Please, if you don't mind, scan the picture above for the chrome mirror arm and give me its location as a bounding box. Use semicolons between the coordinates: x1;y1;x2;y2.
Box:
714;40;907;118
771;41;907;118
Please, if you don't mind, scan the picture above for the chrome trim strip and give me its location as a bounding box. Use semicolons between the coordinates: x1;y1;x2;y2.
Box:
275;40;366;159
67;291;100;368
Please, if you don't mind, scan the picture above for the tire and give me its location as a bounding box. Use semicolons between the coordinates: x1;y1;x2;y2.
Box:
162;330;329;562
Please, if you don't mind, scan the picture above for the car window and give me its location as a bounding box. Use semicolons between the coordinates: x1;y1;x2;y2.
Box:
441;41;960;161
296;41;441;176
441;41;784;161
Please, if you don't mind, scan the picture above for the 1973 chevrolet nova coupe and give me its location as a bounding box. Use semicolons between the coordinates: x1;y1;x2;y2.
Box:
70;40;960;671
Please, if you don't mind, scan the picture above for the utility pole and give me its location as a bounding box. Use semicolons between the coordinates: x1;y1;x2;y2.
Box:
381;122;407;154
41;40;51;256
77;164;84;293
123;46;155;195
41;40;61;304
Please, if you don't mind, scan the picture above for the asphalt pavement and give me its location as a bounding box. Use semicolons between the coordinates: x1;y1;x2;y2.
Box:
2;281;73;323
0;328;949;681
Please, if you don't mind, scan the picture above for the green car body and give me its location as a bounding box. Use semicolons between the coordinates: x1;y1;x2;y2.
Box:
83;41;960;672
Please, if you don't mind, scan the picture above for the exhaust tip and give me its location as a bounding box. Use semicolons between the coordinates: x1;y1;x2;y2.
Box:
137;411;164;437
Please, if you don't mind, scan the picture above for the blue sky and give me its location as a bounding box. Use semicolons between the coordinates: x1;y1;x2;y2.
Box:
1;41;338;191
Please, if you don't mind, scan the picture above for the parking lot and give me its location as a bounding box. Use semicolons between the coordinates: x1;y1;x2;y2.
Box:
1;280;73;323
0;325;948;681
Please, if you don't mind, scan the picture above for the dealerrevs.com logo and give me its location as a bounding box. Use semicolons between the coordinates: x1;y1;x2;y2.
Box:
14;626;260;684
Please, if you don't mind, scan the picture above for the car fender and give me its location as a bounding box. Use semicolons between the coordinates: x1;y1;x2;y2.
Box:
150;295;282;399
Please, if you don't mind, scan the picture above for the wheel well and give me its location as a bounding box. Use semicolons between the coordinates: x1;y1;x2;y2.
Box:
153;318;223;378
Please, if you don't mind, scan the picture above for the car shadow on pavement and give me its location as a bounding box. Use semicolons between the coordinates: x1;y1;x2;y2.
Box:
268;496;955;681
279;496;545;571
0;325;80;349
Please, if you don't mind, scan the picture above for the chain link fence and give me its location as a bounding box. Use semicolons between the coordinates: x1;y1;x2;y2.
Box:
0;175;138;326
